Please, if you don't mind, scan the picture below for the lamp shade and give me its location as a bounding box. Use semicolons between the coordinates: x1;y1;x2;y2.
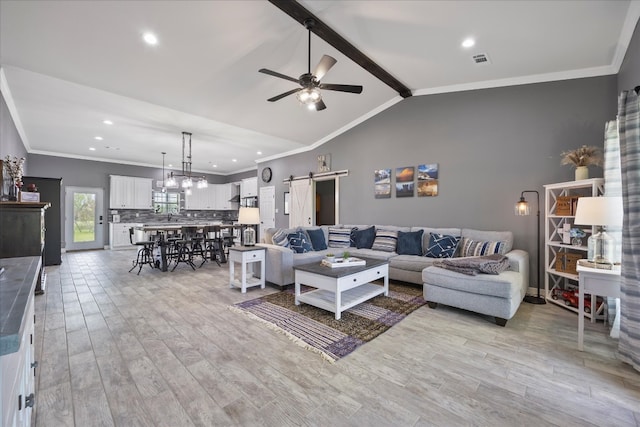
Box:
238;207;260;225
574;197;623;226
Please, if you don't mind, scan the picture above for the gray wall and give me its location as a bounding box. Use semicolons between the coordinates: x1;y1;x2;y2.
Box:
618;19;640;94
1;93;28;176
259;76;618;287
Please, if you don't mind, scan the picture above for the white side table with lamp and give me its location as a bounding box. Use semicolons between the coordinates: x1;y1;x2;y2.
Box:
573;196;623;351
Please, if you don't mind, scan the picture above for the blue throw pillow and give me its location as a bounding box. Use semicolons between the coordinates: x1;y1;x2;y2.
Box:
353;226;376;249
397;230;424;256
425;233;461;258
306;228;327;251
287;231;314;253
349;227;359;247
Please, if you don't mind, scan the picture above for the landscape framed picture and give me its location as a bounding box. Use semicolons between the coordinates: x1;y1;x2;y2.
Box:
417;163;439;197
374;168;391;198
395;166;414;197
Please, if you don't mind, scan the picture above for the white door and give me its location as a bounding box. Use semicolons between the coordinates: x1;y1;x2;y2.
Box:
289;179;314;228
259;186;275;239
65;187;105;251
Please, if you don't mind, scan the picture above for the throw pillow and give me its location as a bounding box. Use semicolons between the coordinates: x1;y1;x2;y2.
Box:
306;228;327;251
397;229;424;256
460;238;507;257
272;229;290;248
328;227;351;248
371;229;398;252
349;227;359;247
353;226;376;249
425;233;461;258
287;231;314;253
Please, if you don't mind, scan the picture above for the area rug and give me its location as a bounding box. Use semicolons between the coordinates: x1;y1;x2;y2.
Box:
229;282;426;362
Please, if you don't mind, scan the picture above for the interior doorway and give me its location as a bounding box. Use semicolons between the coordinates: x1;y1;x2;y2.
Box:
315;179;336;225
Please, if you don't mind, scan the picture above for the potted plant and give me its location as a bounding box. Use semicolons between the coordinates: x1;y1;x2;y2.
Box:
560;145;602;180
342;251;351;261
325;253;335;263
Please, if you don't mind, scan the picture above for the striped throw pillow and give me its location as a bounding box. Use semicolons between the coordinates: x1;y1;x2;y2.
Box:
371;229;398;252
272;229;290;248
328;227;351;248
461;238;507;257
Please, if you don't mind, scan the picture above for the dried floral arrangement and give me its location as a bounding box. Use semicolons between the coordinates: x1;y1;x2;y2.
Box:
3;155;25;183
560;145;602;168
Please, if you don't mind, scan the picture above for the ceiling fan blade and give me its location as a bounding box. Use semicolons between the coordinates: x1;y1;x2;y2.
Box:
318;83;363;94
267;88;301;102
258;68;300;84
313;55;337;81
314;100;327;111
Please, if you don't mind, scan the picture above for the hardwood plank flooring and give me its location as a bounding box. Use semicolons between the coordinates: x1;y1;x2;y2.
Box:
33;249;640;426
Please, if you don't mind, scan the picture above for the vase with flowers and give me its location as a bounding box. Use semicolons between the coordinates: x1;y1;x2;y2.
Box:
560;145;602;181
3;155;25;201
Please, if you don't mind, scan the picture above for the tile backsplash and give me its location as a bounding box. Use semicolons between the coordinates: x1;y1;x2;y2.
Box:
110;209;237;224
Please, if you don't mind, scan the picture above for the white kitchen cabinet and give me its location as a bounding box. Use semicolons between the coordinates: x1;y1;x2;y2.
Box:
109;223;140;249
184;186;216;210
215;183;238;210
1;257;39;427
241;177;258;199
109;175;153;209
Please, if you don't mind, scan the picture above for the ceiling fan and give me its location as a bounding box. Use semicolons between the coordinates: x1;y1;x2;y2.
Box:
259;19;363;111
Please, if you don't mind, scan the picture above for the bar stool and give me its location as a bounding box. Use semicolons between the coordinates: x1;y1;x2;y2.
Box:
202;226;222;267
171;226;196;271
128;228;156;275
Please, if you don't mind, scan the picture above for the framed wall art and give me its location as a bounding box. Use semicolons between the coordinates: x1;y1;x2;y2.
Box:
374;168;391;199
417;163;439;197
395;166;414;197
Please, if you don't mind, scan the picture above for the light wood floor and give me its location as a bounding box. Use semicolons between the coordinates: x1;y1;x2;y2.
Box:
33;249;640;427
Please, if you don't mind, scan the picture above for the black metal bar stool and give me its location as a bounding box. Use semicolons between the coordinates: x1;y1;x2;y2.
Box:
171;226;196;271
128;228;156;275
203;226;222;267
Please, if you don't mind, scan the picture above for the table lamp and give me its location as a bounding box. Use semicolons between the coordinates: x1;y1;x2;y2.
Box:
574;196;623;267
238;207;260;246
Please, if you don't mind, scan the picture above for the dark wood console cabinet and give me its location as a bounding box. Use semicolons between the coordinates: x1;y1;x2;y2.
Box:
0;201;50;294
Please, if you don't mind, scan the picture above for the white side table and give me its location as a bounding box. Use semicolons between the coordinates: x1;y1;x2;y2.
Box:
228;246;266;293
577;263;621;351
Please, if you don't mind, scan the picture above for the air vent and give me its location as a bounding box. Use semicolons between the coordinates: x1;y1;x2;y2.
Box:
471;53;491;65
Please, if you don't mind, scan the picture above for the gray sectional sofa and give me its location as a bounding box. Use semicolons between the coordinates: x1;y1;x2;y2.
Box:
258;225;530;326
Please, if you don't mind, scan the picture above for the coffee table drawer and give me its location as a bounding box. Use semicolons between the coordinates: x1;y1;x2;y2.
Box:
338;263;388;287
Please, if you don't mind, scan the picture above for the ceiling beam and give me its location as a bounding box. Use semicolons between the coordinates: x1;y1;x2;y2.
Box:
268;0;412;98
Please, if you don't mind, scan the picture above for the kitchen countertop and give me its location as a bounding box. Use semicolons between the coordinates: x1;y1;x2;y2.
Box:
0;256;41;356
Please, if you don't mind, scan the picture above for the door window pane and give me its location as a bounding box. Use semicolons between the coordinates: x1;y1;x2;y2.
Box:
73;192;96;242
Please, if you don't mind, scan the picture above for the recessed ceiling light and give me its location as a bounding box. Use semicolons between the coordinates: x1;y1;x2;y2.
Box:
256;151;262;155
89;147;96;151
168;164;173;168
103;120;113;125
94;136;103;140
462;38;475;48
143;32;158;45
232;159;237;162
212;165;217;168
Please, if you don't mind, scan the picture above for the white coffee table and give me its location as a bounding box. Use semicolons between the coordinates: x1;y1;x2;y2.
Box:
294;258;389;320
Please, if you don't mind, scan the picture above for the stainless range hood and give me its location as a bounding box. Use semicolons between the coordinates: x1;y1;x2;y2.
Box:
229;194;241;203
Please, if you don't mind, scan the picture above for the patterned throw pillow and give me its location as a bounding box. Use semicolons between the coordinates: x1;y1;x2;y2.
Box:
272;229;290;248
328;227;351;248
287;231;314;253
460;238;507;257
353;226;376;249
371;229;398;252
397;230;424;255
425;233;461;258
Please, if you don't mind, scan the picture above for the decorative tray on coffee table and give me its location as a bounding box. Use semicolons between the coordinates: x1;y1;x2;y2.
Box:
321;257;366;268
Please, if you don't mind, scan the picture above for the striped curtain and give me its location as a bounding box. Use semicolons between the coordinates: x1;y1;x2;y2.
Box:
617;90;640;372
603;121;622;333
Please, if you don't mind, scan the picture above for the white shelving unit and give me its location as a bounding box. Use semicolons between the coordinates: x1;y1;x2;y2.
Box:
544;178;604;319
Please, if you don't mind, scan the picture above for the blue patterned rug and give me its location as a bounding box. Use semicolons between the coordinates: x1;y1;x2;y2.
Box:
230;283;426;362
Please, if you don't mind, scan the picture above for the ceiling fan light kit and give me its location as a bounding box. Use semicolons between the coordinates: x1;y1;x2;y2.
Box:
259;18;362;111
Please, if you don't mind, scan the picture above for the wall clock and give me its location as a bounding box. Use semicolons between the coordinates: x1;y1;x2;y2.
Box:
261;167;272;183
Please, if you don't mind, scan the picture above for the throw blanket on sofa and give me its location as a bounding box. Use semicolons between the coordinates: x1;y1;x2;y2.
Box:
433;254;510;276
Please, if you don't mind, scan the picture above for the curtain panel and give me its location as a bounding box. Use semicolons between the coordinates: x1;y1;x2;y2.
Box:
617;90;640;372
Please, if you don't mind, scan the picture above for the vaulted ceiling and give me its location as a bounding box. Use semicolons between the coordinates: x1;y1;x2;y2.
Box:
1;1;638;175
